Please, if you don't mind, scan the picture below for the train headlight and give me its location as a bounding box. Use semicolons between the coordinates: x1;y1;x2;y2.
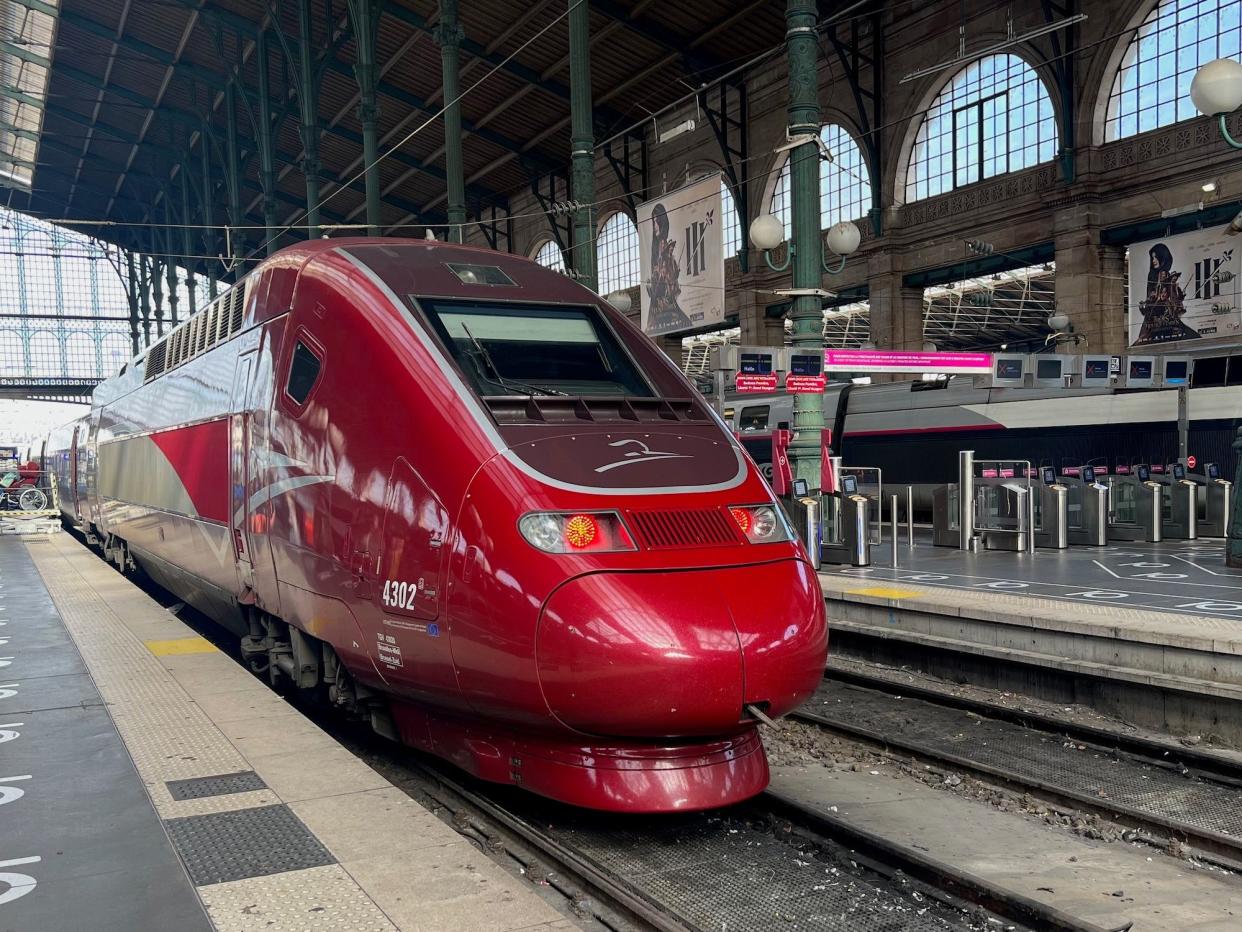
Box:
518;511;636;553
728;504;792;544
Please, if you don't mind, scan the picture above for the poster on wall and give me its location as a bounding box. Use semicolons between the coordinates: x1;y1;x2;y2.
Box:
1128;228;1242;346
637;174;724;337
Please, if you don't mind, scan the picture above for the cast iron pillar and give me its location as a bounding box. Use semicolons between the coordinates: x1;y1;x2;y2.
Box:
349;0;384;236
568;0;596;290
1230;430;1242;567
150;255;166;339
785;0;824;489
165;246;180;328
437;0;466;242
125;250;141;355
200;125;218;299
137;255;153;347
225;83;245;262
298;0;322;237
180;172;196;316
256;30;280;252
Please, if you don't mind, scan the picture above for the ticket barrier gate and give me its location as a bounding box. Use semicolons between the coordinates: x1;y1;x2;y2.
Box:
1059;466;1109;547
1152;463;1198;540
1033;467;1068;550
821;474;871;566
1191;463;1232;538
1104;466;1162;542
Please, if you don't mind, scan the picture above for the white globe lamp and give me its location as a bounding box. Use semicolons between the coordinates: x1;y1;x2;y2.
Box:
749;213;785;251
921;340;938;353
860;340;877;351
606;291;632;314
1048;311;1070;331
826;220;862;256
1191;59;1242;116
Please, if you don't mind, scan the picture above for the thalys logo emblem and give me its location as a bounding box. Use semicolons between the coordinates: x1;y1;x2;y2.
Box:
594;439;691;473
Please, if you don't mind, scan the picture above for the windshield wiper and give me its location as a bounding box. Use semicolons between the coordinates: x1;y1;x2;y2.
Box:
459;323;568;397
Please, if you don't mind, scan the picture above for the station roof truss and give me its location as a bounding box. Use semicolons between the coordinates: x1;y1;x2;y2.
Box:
8;0;795;260
0;0;58;193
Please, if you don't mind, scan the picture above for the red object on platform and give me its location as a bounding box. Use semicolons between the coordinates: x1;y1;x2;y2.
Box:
736;373;778;392
820;431;834;493
785;374;826;393
771;428;793;495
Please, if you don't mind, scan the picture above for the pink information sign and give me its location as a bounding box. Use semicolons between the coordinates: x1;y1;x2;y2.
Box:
824;349;993;375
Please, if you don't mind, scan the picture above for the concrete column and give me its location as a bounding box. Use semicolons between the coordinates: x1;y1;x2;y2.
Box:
867;254;923;352
568;0;596;290
784;0;824;488
1053;219;1126;355
437;0;466;242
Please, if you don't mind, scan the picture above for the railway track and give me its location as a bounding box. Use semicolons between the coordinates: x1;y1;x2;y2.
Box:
793;665;1242;868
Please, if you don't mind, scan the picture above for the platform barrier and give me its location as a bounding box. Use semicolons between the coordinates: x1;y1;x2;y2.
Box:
1191;463;1233;538
820;472;871;567
1104;467;1163;543
932;452;1035;552
1032;469;1068;550
1060;467;1109;547
1152;463;1198;540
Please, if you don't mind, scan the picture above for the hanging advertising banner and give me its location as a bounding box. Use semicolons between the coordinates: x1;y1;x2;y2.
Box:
824;349;993;375
637;175;724;337
1128;228;1242;347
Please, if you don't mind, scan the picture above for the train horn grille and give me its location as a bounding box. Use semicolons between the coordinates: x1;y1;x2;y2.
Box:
627;509;741;550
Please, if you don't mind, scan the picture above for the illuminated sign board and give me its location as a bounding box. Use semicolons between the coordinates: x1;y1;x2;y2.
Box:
823;349;993;375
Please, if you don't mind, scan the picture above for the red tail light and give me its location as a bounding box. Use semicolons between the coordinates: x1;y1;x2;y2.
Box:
519;511;636;553
729;507;751;534
727;504;793;544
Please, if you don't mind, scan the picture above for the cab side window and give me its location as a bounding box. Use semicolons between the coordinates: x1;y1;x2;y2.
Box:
286;341;323;406
738;405;770;432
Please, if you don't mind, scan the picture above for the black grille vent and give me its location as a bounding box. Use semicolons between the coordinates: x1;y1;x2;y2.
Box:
628;509;740;549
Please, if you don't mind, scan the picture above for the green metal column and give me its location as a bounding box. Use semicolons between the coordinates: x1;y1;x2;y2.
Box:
200;125;219;299
150;254;165;339
180;173;197;316
568;0;596;289
125;250;141;355
225;83;245;262
166;247;180;328
137;254;153;347
256;29;280;252
1230;431;1242;567
785;0;824;489
298;0;322;236
438;0;466;242
349;0;383;236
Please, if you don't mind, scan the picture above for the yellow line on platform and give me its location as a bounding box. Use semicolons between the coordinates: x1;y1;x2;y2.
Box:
144;637;217;656
846;586;923;599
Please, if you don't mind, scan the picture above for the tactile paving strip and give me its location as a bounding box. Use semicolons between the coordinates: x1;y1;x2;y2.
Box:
165;804;335;885
545;816;970;931
812;682;1242;839
166;770;268;801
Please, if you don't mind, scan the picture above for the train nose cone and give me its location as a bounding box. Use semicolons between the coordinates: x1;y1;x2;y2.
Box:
536;560;826;737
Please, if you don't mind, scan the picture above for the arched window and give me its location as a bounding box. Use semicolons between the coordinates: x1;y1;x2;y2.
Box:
719;180;741;257
1105;0;1241;141
533;239;565;273
0;331;24;376
769;124;874;238
101;333;131;375
28;331;59;378
65;332;97;378
596;212;639;294
905;53;1057;203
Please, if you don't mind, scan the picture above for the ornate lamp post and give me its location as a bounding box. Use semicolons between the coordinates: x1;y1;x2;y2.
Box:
1191;59;1242;565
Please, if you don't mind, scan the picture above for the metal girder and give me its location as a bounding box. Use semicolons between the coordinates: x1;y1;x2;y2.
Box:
601;130;645;218
1039;0;1078;183
698;76;748;268
10;0;58;17
0;39;51;68
590;0;723;77
0;121;39;142
529;169;572;264
822;4;884;234
0;85;43;108
471;198;512;252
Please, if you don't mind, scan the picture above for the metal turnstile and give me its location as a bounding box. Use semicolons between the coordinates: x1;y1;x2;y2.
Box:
1060;467;1109;547
1033;466;1068;550
932;452;1035;552
1154;463;1198;540
1191;463;1233;538
821;474;871;566
1105;466;1163;542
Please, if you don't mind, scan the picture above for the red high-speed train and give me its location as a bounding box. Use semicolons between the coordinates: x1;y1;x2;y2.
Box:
49;239;827;812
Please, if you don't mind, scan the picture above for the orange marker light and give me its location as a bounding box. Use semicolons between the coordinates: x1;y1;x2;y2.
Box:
564;514;598;549
729;507;751;534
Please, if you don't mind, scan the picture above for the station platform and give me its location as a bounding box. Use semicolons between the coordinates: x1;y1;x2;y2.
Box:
819;535;1242;743
1;533;569;932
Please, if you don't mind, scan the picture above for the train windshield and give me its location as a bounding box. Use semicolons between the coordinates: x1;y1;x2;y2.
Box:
423;299;654;398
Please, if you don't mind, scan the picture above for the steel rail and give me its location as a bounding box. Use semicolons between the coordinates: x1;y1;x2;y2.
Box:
795;673;1242;867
